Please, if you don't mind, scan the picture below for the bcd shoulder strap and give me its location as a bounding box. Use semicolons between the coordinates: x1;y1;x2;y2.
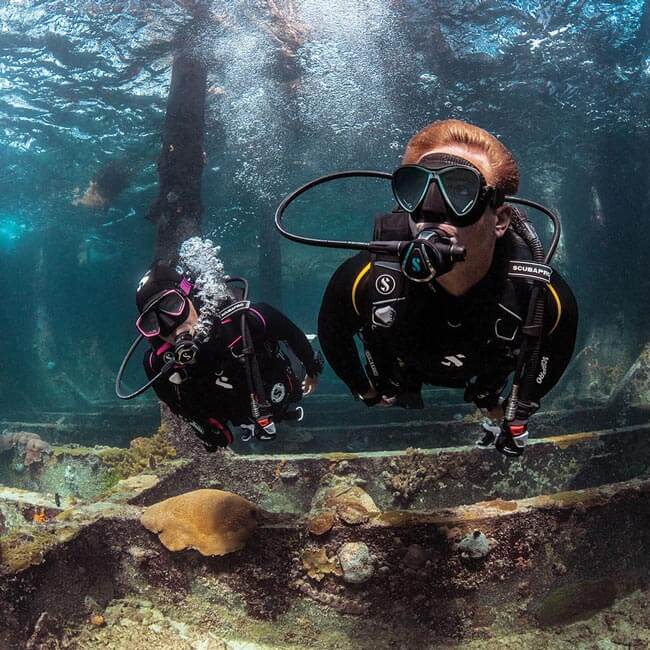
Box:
218;300;251;321
367;211;411;329
492;228;533;344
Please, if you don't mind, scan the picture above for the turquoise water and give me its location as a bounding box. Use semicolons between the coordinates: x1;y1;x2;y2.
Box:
1;4;650;648
0;0;647;414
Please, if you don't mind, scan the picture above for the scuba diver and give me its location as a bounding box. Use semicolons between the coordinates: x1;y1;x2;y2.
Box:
276;119;578;457
114;35;323;450
116;260;323;450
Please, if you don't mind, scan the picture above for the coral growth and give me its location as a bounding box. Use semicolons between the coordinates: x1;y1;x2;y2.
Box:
100;428;176;484
0;522;80;574
337;502;370;525
140;489;258;556
306;510;335;536
301;547;342;581
381;448;435;506
455;530;492;559
0;430;51;466
306;475;377;534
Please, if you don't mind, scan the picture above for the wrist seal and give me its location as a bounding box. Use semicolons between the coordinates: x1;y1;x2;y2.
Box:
464;377;505;411
307;350;325;377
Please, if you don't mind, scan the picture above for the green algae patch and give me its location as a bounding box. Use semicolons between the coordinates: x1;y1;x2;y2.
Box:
52;444;105;458
32;429;177;502
301;548;342;581
533;579;617;627
544;431;599;450
0;524;80;574
321;452;360;462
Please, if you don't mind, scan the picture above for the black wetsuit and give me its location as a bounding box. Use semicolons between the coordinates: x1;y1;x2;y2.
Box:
318;232;578;412
144;302;320;447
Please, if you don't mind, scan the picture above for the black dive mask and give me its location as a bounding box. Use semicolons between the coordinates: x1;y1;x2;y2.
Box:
392;153;504;227
136;289;191;338
116;276;250;401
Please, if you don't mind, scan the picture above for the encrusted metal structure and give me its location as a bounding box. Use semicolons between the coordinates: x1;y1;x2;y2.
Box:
0;351;649;647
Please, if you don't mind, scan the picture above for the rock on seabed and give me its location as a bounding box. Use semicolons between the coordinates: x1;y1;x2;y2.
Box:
338;542;375;584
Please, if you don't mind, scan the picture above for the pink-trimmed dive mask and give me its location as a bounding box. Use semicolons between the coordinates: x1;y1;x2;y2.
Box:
136;289;190;338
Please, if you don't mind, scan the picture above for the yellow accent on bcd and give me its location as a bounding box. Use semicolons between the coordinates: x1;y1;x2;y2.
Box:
548;283;562;334
352;262;372;315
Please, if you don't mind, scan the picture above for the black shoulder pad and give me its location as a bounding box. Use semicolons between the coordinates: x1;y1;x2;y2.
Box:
373;211;411;242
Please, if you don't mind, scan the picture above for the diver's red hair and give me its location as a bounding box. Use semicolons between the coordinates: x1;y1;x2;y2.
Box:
403;119;519;194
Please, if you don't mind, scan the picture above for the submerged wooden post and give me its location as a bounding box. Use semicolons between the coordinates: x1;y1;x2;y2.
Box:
148;54;208;261
607;342;650;410
255;1;310;307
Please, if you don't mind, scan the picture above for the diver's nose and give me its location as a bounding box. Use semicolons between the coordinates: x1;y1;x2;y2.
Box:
159;312;179;332
421;179;448;219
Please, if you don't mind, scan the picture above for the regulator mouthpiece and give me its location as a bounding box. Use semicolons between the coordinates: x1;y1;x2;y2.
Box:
163;332;199;367
400;228;466;282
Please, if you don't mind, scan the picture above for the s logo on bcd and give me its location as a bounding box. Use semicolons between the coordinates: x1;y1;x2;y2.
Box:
270;382;287;404
375;274;396;295
411;256;422;273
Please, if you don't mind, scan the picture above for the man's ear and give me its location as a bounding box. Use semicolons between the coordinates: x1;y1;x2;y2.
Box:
495;204;512;238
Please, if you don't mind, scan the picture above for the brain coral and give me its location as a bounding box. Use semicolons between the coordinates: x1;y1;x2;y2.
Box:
140;489;259;556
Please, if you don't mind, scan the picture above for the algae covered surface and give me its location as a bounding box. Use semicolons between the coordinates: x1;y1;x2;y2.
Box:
60;587;650;650
0;427;177;574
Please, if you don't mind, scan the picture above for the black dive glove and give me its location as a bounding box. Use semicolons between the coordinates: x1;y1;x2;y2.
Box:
306;350;325;377
478;419;529;457
359;393;383;407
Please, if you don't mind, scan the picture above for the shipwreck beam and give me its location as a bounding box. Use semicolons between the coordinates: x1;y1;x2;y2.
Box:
1;473;650;646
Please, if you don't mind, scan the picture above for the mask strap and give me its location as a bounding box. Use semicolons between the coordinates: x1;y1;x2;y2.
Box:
417;152;482;175
179;278;193;295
